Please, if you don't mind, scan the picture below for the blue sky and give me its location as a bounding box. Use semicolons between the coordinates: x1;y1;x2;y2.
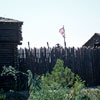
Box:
0;0;100;48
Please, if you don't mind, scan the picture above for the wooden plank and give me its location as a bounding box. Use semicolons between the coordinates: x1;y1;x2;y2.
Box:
0;23;22;29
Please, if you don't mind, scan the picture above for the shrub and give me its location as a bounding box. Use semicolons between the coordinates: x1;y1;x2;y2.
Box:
43;59;79;87
28;80;67;100
66;81;90;100
28;59;86;100
27;70;41;94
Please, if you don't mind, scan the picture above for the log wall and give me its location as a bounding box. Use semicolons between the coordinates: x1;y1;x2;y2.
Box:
18;47;100;86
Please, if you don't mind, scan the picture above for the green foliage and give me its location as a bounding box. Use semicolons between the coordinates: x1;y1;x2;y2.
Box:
1;60;100;100
1;66;28;90
43;59;76;87
1;66;17;80
0;89;6;100
27;70;41;95
1;66;27;80
66;82;90;100
28;59;87;100
0;94;6;100
85;88;100;100
98;86;100;89
28;80;67;100
28;59;100;100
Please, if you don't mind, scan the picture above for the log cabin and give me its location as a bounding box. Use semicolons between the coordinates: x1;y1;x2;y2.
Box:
0;17;23;68
83;33;100;48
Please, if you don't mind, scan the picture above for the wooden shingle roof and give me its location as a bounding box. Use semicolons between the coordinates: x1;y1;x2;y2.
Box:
0;17;23;23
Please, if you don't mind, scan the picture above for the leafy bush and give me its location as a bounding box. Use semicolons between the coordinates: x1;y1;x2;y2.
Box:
1;66;17;80
1;66;28;91
28;59;87;100
27;70;41;94
1;60;100;100
85;88;100;100
28;81;67;100
66;81;90;100
43;59;80;87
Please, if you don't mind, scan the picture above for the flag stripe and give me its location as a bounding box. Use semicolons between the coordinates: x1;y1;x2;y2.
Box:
59;26;65;38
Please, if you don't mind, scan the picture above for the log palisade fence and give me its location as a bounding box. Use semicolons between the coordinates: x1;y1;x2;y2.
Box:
18;47;100;86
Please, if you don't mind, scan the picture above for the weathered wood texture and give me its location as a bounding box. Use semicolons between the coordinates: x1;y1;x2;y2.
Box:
0;43;18;67
0;18;23;90
0;23;23;43
0;19;23;68
18;47;100;86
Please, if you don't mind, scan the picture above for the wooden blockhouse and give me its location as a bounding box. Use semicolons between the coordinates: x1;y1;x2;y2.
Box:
83;33;100;48
0;17;23;68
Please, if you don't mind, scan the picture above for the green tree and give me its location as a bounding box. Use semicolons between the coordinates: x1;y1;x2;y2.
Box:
44;59;75;87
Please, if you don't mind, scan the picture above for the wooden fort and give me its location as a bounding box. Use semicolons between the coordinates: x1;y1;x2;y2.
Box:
0;17;23;68
83;33;100;47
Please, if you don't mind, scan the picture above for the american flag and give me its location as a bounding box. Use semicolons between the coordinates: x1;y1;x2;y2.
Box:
59;26;65;38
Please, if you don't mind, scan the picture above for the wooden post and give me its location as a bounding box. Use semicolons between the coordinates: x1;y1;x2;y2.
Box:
47;42;49;49
28;41;30;50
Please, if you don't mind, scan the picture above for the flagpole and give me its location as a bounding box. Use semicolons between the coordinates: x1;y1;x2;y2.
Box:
64;36;66;48
63;25;66;48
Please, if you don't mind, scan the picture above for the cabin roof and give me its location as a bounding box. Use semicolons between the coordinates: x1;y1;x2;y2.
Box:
86;33;100;43
0;17;23;23
83;33;100;47
95;33;100;36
